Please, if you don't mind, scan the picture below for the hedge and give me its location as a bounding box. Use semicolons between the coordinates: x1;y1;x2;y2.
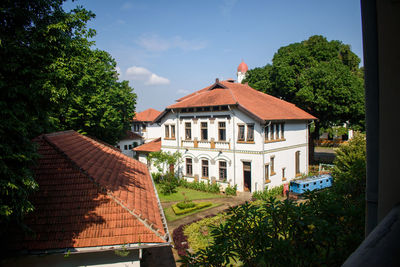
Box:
172;202;212;215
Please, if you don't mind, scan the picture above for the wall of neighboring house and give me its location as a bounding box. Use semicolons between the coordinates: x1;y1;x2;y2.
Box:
117;139;143;158
132;122;161;143
3;249;140;267
160;108;309;192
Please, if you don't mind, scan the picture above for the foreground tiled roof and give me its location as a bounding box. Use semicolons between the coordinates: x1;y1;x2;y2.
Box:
133;108;161;122
13;131;167;252
167;80;316;121
121;130;143;140
134;138;161;153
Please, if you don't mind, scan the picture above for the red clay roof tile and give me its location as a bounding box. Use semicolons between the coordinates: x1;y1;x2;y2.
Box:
133;108;162;122
133;138;161;153
13;131;168;252
167;81;316;121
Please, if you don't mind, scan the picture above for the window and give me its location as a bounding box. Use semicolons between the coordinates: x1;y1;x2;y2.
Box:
238;125;245;141
165;125;170;138
124;145;128;150
185;122;192;140
128;144;132;149
275;124;280;139
202;160;209;178
265;122;285;141
247;124;254;141
142;124;146;131
265;164;270;182
270;156;275;175
219;161;227;181
116;145;120;149
270;124;275;140
201;122;208;140
133;123;140;132
171;125;176;138
219;122;226;141
282;168;286;179
295;151;300;175
186;158;193;176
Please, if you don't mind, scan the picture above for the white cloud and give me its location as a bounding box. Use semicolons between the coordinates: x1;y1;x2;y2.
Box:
177;89;190;94
125;66;170;85
136;34;207;52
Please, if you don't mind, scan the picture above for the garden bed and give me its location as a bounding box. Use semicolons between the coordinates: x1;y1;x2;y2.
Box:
164;202;222;222
172;202;212;215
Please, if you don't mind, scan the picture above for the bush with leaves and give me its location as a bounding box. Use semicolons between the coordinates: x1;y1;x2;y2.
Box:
179;180;221;194
159;172;179;195
252;185;284;201
224;184;237;196
182;133;366;266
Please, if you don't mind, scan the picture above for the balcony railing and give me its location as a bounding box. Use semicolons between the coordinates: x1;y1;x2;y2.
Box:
181;138;231;150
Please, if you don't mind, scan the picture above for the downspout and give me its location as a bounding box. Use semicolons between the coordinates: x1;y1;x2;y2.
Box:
229;105;236;187
263;121;271;190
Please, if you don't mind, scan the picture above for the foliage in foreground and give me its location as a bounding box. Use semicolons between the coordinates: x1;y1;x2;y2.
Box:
182;134;366;266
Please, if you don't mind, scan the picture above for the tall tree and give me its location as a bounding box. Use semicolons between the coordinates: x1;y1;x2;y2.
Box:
244;35;365;141
0;0;135;233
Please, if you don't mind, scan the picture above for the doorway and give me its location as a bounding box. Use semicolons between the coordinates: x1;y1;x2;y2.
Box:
243;161;251;192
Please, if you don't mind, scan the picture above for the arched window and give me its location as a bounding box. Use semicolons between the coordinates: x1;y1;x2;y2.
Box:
186;158;193;176
202;160;209;178
219;161;227;181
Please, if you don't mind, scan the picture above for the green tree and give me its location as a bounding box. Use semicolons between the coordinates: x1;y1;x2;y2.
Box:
244;35;365;139
0;0;135;233
182;134;366;266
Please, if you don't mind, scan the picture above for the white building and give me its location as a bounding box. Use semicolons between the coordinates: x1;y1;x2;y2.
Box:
132;108;162;143
153;63;316;192
116;108;162;157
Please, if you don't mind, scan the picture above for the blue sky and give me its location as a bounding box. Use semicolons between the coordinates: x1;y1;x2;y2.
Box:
64;0;363;112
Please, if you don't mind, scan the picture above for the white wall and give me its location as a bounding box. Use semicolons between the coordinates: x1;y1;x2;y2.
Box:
159;108;309;192
4;250;140;267
117;139;143;158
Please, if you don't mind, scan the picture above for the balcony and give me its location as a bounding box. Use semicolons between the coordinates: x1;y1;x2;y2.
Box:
181;138;231;150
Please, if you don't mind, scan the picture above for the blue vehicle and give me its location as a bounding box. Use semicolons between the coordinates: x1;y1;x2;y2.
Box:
289;174;333;194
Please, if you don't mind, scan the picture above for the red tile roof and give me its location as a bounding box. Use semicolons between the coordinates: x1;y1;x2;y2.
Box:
134;138;161;153
133;108;162;122
166;80;316;121
13;131;168;252
121;130;143;140
237;61;248;73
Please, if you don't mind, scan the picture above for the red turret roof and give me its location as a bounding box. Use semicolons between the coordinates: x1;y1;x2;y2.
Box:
237;61;248;73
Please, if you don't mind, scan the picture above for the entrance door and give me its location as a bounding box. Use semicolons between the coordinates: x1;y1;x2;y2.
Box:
243;162;252;192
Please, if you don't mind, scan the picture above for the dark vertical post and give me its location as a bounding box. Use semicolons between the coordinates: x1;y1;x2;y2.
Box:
360;0;379;236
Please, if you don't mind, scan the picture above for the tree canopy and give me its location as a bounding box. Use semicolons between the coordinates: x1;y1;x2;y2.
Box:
243;35;365;136
0;0;136;231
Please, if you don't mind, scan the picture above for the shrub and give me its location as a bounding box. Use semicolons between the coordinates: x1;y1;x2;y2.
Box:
151;172;162;184
159;172;179;195
172;202;212;215
252;185;283;201
177;201;196;209
183;213;227;253
224;184;237;196
179;179;221;194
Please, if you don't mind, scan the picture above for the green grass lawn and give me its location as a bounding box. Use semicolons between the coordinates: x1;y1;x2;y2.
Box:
163;202;222;222
155;185;228;202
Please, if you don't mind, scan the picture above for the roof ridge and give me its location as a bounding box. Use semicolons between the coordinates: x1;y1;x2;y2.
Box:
41;132;168;242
